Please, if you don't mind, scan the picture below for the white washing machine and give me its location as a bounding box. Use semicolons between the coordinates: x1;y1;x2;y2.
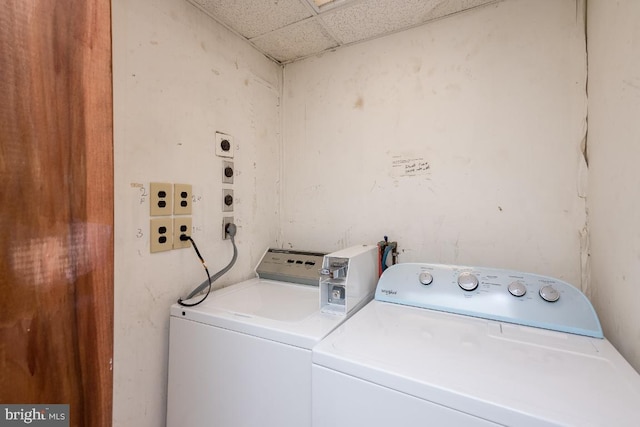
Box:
312;263;640;427
166;246;377;427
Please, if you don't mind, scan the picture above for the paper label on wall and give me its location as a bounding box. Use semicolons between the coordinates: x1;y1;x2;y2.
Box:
390;154;431;177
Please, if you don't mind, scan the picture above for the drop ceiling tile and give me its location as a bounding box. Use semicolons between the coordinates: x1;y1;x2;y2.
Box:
320;0;494;45
189;0;314;39
422;0;498;21
313;0;335;7
251;18;339;63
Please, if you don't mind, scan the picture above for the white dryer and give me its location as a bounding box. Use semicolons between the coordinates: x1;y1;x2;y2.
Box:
166;246;377;427
312;263;640;427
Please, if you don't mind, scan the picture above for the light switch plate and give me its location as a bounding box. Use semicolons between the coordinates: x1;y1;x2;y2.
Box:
173;183;192;215
150;218;172;253
150;182;173;216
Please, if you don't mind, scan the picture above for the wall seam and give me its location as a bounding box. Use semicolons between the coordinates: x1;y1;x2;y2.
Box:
579;0;591;297
277;63;286;248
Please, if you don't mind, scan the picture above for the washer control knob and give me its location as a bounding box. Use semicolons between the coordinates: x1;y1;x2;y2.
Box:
508;281;527;297
539;285;560;302
457;272;479;291
419;272;433;286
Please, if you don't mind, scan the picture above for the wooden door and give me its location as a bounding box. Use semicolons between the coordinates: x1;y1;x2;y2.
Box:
0;0;113;426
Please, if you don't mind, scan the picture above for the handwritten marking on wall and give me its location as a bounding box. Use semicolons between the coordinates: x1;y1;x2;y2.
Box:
391;154;431;177
130;183;148;204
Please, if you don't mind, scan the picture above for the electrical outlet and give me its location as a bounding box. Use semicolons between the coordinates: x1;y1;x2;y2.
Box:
150;182;173;216
173;217;192;249
215;132;234;158
222;189;234;212
150;218;172;253
173;183;192;215
222;216;234;240
222;160;234;184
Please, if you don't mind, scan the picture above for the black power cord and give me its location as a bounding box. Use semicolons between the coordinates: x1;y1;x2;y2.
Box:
177;223;238;307
177;235;212;307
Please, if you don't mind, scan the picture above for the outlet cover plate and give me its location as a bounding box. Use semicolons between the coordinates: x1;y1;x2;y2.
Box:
173;217;192;249
222;216;234;240
174;183;192;215
150;182;173;216
150;218;173;253
215;132;234;158
222;160;234;184
222;189;234;212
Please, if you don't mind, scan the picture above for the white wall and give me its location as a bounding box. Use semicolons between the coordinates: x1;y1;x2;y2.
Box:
587;0;640;372
112;0;282;425
282;0;588;286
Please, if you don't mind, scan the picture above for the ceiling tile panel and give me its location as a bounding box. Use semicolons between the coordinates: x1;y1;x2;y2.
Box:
422;0;498;21
251;18;339;63
189;0;314;39
320;0;493;44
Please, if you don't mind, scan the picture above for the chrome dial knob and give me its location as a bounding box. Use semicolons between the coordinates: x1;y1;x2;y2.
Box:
418;272;433;285
539;285;560;302
508;281;527;297
457;272;479;291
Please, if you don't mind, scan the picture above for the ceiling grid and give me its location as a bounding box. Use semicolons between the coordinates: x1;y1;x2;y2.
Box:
187;0;501;63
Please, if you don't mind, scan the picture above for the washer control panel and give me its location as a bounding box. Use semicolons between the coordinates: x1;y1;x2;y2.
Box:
375;263;603;338
256;248;325;286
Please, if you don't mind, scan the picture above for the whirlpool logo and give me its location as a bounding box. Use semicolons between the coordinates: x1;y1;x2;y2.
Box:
380;289;397;296
1;405;68;426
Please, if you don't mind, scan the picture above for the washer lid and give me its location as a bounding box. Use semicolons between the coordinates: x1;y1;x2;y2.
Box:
313;301;640;426
171;278;363;349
